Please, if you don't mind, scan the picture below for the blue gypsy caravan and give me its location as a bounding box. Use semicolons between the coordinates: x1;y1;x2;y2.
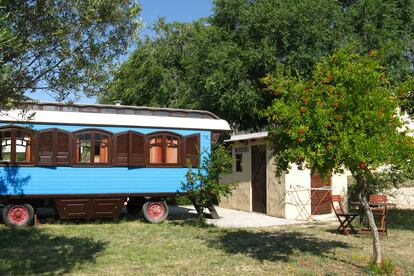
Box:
0;102;230;226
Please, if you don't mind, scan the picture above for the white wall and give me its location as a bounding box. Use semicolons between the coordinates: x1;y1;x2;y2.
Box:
219;142;252;212
221;138;350;220
284;165;312;220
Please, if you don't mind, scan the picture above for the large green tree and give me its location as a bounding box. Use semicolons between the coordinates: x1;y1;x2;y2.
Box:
262;47;414;266
0;0;140;108
101;0;414;129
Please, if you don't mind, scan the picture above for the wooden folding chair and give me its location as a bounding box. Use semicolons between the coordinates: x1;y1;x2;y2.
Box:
369;194;388;235
330;195;359;235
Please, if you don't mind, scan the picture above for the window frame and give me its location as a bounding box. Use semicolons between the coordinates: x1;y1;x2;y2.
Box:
73;129;113;166
235;153;243;172
147;131;182;167
113;130;147;167
183;133;200;168
0;126;35;166
37;128;72;166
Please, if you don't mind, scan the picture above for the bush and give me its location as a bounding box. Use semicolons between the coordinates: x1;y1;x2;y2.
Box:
365;258;396;275
174;194;192;206
181;143;234;222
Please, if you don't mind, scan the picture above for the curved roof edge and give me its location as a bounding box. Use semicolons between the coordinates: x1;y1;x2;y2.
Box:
0;109;231;131
23;101;221;120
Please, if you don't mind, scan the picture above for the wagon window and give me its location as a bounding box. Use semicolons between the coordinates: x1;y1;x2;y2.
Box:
148;133;181;166
43;105;60;111
182;134;200;167
149;136;163;164
154;111;169;117
166;136;179;164
38;129;71;166
94;133;109;163
130;132;145;166
136;110;152;116
15;130;32;163
0;130;12;162
114;131;146;166
62;106;79;112
0;128;33;165
75;131;111;164
118;109;134;114
56;131;71;165
81;107;98;113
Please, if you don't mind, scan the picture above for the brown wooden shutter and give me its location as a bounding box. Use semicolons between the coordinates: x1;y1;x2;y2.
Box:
183;134;200;167
38;130;55;166
129;131;146;166
113;132;129;166
56;130;71;165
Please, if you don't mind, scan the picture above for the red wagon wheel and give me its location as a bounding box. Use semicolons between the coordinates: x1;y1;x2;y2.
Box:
2;204;35;227
142;201;169;224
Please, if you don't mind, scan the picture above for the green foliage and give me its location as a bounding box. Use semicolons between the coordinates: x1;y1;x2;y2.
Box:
263;47;414;186
0;12;21;109
181;144;234;221
173;193;192;206
0;0;141;108
365;257;396;275
101;0;414;129
400;79;414;116
263;45;414;267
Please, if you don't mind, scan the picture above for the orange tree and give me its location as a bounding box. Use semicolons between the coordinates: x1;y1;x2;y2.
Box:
262;47;414;266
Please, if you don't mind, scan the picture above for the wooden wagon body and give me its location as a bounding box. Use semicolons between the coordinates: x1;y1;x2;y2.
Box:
0;102;229;225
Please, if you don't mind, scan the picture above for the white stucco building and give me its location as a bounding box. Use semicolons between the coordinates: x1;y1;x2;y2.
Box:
220;132;350;220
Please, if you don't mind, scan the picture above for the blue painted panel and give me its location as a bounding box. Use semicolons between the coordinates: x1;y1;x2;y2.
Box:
0;123;211;196
0;167;190;195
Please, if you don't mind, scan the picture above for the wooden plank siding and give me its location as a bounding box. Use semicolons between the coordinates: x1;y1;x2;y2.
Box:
0;123;211;197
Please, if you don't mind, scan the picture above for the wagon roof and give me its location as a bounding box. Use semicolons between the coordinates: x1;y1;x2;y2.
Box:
0;102;231;131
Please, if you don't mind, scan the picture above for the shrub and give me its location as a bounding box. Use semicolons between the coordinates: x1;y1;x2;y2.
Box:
365;258;396;275
181;143;234;222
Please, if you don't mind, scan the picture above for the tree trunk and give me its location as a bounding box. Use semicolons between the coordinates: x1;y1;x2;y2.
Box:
191;198;203;215
359;192;382;265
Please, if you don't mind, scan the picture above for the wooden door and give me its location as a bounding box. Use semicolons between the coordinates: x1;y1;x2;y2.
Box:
311;172;332;215
251;145;267;213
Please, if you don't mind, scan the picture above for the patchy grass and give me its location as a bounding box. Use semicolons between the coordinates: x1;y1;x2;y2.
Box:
0;209;413;275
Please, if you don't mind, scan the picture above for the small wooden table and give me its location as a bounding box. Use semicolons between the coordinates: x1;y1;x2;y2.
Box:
350;201;397;235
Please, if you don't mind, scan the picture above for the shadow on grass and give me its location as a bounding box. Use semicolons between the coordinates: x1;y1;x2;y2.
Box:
207;230;351;262
167;206;219;228
37;214;147;227
0;227;107;274
35;205;201;226
168;218;217;229
387;209;414;231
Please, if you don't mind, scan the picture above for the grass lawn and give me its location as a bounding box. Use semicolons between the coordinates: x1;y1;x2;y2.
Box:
0;209;413;275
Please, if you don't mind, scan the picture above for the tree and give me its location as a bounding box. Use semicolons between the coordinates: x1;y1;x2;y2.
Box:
101;0;414;129
0;0;140;108
181;144;234;222
262;47;414;265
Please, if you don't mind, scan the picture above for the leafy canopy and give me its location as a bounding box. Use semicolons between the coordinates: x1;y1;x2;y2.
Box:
0;0;141;108
101;0;414;129
262;47;414;183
